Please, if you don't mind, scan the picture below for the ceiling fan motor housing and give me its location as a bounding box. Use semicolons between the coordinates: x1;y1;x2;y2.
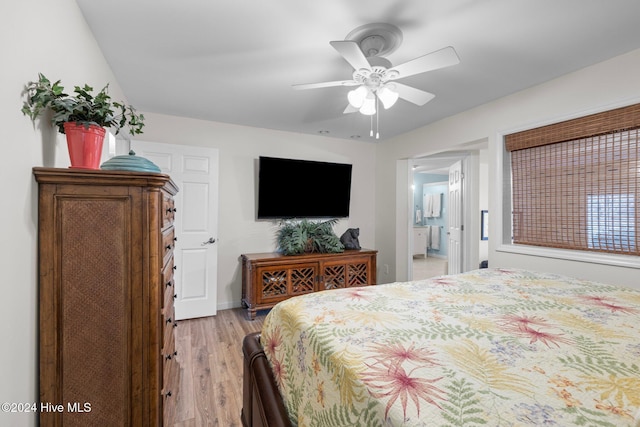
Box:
347;23;402;89
353;63;397;90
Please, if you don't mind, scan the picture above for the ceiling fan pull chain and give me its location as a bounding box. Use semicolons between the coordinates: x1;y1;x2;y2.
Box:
376;97;380;139
370;114;373;137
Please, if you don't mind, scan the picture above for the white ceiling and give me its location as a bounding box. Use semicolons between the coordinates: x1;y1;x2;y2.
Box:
76;0;640;142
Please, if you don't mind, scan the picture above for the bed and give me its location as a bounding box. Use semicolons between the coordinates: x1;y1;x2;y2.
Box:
241;268;640;427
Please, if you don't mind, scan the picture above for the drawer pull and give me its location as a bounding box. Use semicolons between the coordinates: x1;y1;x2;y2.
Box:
173;294;177;300
166;207;177;213
165;244;173;250
165;390;172;397
165;351;177;360
166;317;172;324
173;321;178;329
173;265;177;271
166;281;172;288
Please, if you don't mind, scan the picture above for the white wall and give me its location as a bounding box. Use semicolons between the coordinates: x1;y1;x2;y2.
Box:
5;2;640;425
378;48;640;289
137;113;376;310
2;3;375;423
1;1;130;425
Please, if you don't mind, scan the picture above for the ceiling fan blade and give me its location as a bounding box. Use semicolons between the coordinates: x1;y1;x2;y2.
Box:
393;83;435;106
292;80;359;90
329;40;372;72
388;46;460;80
343;104;358;114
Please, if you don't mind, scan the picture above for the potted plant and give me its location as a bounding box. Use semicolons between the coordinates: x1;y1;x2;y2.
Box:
276;219;345;255
22;73;145;169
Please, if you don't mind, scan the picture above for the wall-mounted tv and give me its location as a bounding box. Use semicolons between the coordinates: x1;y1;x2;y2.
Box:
257;156;352;219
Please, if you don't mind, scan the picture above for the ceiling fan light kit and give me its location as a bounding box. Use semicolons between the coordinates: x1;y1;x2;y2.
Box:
377;84;399;109
293;23;460;138
347;83;398;115
347;86;368;109
360;92;377;116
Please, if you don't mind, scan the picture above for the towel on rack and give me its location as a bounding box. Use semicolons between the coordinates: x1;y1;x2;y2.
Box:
423;193;443;218
423;193;432;218
430;225;441;250
431;193;442;218
415;209;422;224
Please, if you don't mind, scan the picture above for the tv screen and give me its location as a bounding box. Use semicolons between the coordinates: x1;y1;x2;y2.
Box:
257;156;352;219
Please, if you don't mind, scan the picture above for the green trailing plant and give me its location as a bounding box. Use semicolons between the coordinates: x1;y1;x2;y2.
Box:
276;219;345;255
21;73;144;135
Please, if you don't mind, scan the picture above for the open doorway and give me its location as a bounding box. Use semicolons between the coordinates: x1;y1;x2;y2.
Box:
408;146;488;280
410;152;461;280
411;176;448;280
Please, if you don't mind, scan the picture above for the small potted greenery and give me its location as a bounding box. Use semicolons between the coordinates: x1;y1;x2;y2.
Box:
276;219;345;255
22;73;145;169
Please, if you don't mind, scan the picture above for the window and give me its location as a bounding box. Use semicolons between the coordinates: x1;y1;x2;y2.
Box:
587;193;635;251
505;103;640;256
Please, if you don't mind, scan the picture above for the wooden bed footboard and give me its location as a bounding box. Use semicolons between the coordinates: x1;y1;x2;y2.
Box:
242;332;293;427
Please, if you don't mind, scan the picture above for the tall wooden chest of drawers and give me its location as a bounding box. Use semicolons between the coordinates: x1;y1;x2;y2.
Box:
34;168;179;426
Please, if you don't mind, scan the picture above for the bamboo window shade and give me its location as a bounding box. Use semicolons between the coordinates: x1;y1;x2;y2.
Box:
505;103;640;255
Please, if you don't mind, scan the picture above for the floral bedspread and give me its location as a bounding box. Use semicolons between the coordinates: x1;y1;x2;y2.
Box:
260;268;640;427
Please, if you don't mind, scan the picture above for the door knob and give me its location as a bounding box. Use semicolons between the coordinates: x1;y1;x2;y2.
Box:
201;237;217;246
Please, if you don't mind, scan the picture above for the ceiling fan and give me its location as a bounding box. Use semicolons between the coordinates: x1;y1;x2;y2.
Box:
293;23;460;116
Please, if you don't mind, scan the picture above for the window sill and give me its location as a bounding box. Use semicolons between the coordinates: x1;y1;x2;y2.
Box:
495;243;640;269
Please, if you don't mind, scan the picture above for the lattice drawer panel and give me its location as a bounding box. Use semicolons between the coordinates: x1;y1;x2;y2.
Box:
242;250;376;320
348;263;368;286
291;267;315;294
261;270;287;298
323;265;345;289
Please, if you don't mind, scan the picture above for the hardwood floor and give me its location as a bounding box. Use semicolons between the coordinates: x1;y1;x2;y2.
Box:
171;308;266;427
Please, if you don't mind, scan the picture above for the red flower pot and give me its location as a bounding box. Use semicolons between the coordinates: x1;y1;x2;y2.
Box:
63;122;106;169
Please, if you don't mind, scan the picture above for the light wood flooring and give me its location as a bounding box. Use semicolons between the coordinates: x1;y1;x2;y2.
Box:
170;307;266;427
168;259;447;426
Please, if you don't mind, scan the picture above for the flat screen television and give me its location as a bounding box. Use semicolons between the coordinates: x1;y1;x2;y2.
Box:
257;156;352;219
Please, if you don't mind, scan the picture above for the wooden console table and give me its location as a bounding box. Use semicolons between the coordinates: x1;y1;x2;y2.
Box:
241;249;377;320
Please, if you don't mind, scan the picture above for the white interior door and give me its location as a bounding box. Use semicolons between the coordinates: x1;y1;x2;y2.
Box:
448;160;463;274
132;140;219;320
